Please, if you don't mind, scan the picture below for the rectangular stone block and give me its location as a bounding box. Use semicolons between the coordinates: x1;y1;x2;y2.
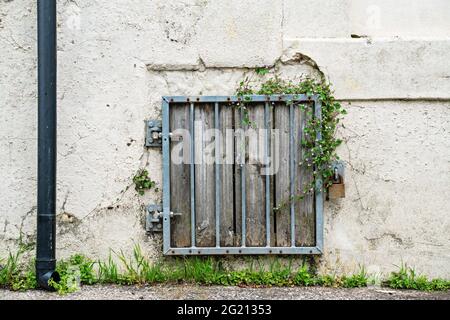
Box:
284;0;350;38
283;38;450;100
196;0;283;68
284;0;450;39
349;0;450;38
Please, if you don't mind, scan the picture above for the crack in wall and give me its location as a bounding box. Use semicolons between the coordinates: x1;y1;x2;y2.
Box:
365;233;414;249
146;51;326;82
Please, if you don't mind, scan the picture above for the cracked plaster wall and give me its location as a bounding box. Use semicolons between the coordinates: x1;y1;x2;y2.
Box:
0;0;449;278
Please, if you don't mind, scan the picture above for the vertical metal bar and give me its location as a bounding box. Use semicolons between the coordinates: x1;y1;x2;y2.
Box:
314;98;324;251
190;102;196;247
215;102;221;248
289;103;296;247
241;107;246;247
264;102;271;246
162;99;171;253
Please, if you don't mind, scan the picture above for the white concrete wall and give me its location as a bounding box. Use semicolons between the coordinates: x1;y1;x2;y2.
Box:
1;0;449;278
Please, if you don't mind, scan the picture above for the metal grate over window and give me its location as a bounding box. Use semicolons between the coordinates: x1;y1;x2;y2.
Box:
158;95;323;255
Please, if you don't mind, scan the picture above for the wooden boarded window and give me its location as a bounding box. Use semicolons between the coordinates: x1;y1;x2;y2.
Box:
161;95;323;255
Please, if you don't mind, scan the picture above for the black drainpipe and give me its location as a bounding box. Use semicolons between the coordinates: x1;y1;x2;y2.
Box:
36;0;60;290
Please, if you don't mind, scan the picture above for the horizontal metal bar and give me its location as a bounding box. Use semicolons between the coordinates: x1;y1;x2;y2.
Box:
165;247;322;256
163;95;315;104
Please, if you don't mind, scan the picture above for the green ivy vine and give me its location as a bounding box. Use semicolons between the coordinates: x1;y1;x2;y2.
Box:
236;75;347;209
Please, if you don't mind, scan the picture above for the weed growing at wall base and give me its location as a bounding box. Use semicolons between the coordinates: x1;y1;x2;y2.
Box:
49;254;97;294
0;247;449;295
0;250;37;291
385;264;450;291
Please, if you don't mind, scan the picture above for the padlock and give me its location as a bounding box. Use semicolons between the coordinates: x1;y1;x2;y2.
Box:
328;168;346;199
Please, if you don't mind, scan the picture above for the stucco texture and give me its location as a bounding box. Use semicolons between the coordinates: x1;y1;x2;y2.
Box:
0;0;449;278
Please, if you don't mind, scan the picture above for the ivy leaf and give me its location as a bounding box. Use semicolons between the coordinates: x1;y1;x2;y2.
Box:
133;169;157;196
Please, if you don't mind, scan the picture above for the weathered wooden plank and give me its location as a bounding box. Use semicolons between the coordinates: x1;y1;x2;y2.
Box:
274;104;291;247
194;103;216;247
170;103;191;248
245;104;267;247
219;105;235;247
296;103;315;247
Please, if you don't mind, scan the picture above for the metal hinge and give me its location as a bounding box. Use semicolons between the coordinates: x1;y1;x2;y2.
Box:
146;204;182;233
145;120;162;148
145;120;185;148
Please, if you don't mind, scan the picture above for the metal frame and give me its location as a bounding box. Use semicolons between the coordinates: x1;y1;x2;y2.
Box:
162;95;323;255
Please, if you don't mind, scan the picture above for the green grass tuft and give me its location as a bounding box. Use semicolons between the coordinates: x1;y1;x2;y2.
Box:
1;246;449;295
0;250;37;291
342;267;369;288
385;264;450;291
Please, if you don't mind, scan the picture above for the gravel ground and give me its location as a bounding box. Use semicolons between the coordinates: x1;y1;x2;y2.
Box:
0;285;449;300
